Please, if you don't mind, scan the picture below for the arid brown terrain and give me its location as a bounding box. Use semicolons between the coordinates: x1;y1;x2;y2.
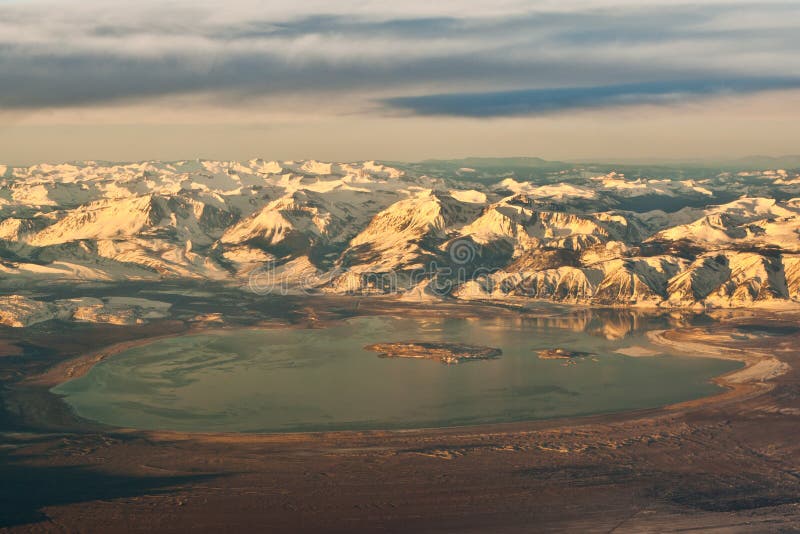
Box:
1;297;800;532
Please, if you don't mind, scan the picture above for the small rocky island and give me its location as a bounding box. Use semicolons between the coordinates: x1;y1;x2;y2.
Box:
365;342;502;364
536;348;595;360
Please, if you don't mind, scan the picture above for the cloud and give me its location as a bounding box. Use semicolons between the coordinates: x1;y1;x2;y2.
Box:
0;0;798;114
381;78;800;117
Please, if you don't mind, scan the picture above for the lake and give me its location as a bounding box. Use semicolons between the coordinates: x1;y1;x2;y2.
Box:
52;313;740;433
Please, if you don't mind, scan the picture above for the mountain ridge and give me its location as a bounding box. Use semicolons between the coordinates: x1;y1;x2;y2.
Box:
2;159;800;312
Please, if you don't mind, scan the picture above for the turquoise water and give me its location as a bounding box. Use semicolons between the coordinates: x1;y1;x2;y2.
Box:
53;314;740;433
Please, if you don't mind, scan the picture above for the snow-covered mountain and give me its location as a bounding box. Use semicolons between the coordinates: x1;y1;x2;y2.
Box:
2;159;800;310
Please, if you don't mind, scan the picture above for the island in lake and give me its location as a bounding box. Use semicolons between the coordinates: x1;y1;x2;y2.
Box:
365;342;502;364
537;348;595;360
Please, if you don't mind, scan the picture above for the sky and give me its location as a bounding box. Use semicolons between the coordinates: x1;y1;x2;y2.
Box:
1;0;799;164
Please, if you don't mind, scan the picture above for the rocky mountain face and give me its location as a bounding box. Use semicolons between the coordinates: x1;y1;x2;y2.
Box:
0;294;171;327
2;159;800;309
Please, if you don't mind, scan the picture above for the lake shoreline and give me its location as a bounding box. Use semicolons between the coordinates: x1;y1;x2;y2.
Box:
2;299;800;531
15;298;787;437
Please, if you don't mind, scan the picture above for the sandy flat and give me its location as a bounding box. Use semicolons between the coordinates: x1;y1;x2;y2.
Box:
614;345;662;357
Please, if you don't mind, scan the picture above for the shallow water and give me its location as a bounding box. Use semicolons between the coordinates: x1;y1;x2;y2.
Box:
53;314;740;432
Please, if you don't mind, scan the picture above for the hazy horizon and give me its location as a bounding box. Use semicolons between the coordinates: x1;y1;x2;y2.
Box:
3;151;800;169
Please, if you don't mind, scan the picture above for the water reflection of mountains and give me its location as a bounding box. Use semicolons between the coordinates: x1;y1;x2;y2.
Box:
512;309;719;340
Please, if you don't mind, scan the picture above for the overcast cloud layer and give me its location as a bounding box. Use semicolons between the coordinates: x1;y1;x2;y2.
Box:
2;0;799;117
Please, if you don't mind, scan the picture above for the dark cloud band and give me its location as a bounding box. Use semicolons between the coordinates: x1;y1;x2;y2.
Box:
0;2;798;112
381;78;800;117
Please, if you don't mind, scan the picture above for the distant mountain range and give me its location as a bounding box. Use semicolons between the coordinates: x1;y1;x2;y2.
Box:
1;158;800;322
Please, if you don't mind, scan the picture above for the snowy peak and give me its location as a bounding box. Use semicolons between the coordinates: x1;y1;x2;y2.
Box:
2;159;800;309
337;191;485;272
350;190;482;247
27;193;236;247
653;197;800;251
221;191;334;248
